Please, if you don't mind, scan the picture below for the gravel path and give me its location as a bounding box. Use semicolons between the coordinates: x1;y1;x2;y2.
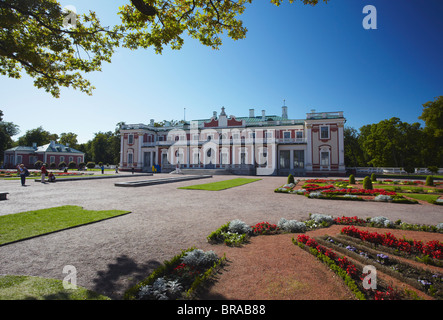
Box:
0;173;442;299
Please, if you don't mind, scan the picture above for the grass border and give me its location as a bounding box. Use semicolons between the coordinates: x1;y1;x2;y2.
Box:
0;205;131;247
178;178;261;191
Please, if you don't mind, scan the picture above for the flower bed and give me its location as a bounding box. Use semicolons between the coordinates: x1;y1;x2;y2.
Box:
204;215;443;300
321;234;443;299
341;226;443;261
275;180;423;204
293;234;403;300
124;247;226;300
294;233;443;300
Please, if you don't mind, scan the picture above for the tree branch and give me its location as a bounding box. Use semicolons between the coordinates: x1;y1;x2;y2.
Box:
130;0;157;16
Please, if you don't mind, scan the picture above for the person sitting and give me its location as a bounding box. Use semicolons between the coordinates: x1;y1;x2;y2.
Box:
48;172;56;182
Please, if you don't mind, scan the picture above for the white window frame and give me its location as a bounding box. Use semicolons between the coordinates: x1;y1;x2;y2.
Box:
320;126;330;139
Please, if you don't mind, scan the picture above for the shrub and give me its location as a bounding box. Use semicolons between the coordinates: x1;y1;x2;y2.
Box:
138;277;183;300
403;165;415;175
371;173;377;182
49;162;57;169
34;160;43;169
68;161;77;169
369;216;393;227
374;194;392;202
86;162;96;169
310;213;334;225
228;219;250;234
363;176;373;190
78;162;86;169
181;249;219;268
427;166;438;175
287;174;295;184
425;175;434;187
277;218;306;233
349;174;355;184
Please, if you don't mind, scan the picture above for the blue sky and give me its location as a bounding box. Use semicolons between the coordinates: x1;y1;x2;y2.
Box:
1;0;442;144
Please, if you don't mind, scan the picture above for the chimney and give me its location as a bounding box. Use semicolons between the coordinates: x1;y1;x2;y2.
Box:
261;110;266;121
282;106;288;119
213;111;217;119
249;108;255;118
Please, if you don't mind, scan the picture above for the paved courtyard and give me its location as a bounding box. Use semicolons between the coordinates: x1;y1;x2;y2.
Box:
0;173;442;299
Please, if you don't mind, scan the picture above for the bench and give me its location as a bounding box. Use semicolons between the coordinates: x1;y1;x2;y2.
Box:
0;192;9;200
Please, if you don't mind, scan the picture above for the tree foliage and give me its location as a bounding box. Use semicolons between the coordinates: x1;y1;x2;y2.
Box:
16;126;58;146
0;0;124;97
1;0;328;97
344;96;443;168
0;110;19;158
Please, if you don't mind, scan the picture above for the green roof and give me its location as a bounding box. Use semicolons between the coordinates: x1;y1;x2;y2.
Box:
5;143;83;154
37;143;83;154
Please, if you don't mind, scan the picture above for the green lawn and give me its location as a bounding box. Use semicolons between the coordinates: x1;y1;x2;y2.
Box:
398;193;440;204
0;275;110;300
0;205;130;245
178;178;261;191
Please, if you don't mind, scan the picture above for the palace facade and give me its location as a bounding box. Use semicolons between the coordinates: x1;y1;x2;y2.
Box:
119;106;346;176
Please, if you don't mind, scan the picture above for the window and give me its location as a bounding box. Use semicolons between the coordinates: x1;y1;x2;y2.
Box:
279;150;290;169
128;153;133;164
17;155;22;164
128;134;134;144
77;157;82;163
320;126;329;139
284;131;291;140
294;150;304;168
296;131;303;139
60;156;64;163
50;156;55;164
69;157;73;162
321;151;329;166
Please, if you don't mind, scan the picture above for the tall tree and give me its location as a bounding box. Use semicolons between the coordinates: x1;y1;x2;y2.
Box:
1;0;328;97
17;126;58;146
59;132;79;149
343;126;364;167
419;96;443;138
419;96;443;166
0;110;20;162
359;118;424;168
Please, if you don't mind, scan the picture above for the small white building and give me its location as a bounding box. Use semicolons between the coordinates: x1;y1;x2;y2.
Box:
119;106;346;176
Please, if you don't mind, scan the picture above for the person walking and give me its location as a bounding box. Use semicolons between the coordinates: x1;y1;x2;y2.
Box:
18;164;28;186
41;164;48;183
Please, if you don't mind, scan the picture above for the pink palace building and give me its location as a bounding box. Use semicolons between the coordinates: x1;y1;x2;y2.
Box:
119;106;346;176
